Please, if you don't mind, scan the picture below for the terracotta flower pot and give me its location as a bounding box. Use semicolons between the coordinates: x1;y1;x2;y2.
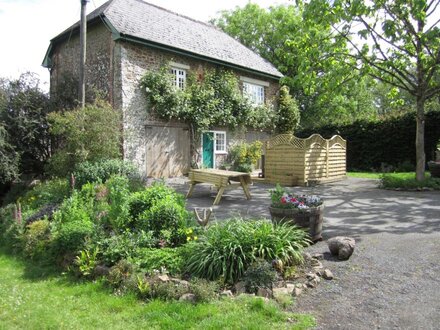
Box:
269;204;324;242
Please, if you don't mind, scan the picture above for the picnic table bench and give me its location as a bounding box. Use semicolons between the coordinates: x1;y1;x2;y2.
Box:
186;169;252;205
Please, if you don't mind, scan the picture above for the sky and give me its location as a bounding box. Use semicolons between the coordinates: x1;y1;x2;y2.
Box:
0;0;289;91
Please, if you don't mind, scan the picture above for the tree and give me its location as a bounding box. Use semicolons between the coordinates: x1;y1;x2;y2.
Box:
303;0;440;180
276;85;300;133
0;125;19;184
0;73;51;175
213;3;378;128
47;99;121;177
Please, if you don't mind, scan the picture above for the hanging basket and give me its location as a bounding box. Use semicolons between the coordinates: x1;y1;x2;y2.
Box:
269;204;324;242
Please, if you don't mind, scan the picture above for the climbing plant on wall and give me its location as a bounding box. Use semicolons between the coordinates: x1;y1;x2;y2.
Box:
140;66;277;136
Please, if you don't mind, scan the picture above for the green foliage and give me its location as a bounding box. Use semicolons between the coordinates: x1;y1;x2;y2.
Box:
132;247;184;275
51;192;95;258
105;175;131;231
140;67;276;135
297;110;440;171
0;204;23;252
380;173;440;190
276;86;300;134
148;280;188;301
20;178;70;212
107;259;136;288
185;219;310;283
243;259;278;294
73;159;141;189
189;278;220;302
47;100;121;177
22;219;51;260
0;125;19;183
140;196;189;247
0;252;316;329
213;4;377;128
228;140;262;173
0;73;51;176
96;231;157;266
128;182;185;224
74;247;99;277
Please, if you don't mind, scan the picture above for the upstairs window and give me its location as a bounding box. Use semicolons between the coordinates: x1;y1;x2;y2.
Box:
243;82;265;105
171;67;186;90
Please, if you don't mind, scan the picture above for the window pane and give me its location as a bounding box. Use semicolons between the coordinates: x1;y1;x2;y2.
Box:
171;67;186;90
215;132;226;152
243;82;264;105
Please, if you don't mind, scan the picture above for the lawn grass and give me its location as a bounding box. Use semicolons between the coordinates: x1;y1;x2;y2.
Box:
348;172;440;190
347;172;384;179
0;251;315;330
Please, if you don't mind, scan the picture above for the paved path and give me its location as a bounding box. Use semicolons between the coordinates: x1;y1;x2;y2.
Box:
169;177;440;329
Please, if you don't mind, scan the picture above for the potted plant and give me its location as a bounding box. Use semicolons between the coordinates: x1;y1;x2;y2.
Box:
269;184;324;242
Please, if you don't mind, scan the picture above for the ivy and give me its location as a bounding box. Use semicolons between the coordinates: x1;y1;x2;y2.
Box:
140;66;277;135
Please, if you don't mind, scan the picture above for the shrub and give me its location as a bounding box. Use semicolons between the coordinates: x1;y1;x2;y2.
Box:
148;281;188;301
0;204;23;252
96;231;157;266
21;178;70;212
189;278;219;302
22;219;51;260
105;175;131;231
128;182;185;223
47;99;121;177
380;173;440;190
243;259;278;294
276;85;300;134
107;259;136;289
297;110;440;170
140;196;189;246
73;159;141;189
51;193;95;258
131;247;184;275
185;219;310;283
228;141;262;173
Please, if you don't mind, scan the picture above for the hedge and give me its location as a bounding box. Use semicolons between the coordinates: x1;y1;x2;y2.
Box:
296;111;440;171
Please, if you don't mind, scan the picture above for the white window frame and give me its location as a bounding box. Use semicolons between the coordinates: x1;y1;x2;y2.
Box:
201;130;227;169
214;131;227;154
171;67;186;90
240;77;269;106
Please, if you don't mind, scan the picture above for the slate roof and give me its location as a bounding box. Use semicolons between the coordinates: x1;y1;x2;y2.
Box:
45;0;282;79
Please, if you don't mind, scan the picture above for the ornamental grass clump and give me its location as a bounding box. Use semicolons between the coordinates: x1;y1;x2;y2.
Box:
184;218;310;284
270;184;322;210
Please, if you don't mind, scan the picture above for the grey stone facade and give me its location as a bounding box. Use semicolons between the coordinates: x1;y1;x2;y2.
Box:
48;21;280;177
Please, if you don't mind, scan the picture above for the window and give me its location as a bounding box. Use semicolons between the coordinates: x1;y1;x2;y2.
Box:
215;132;226;153
171;67;186;90
243;82;265;105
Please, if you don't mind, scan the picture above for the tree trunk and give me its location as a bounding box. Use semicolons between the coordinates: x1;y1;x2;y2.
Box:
415;95;425;181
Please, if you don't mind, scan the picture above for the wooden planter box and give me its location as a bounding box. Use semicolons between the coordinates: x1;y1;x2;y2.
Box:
269;204;324;242
428;161;440;178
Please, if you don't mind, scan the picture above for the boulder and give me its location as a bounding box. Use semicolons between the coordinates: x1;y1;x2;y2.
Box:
220;290;233;297
292;287;303;297
323;269;334;280
157;274;170;282
94;265;111;277
234;281;247;294
257;287;272;298
179;293;197;303
327;236;356;260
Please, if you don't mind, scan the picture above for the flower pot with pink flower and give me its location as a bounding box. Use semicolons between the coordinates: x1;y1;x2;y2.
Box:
269;184;324;242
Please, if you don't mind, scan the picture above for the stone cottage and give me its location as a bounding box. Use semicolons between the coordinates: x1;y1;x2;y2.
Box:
42;0;282;177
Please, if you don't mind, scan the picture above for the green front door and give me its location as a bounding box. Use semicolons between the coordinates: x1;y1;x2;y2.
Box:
202;132;214;168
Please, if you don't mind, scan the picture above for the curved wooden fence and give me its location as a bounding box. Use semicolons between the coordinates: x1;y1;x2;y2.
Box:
264;134;346;186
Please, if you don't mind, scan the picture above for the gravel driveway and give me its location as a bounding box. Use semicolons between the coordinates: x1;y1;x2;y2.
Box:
170;177;440;329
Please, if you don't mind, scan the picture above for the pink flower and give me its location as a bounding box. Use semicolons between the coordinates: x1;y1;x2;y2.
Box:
281;196;287;203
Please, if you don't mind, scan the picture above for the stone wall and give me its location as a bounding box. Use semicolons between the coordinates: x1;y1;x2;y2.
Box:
117;41;280;175
49;22;114;104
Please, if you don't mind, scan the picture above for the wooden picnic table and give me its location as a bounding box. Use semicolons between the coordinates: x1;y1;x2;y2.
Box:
186;169;252;205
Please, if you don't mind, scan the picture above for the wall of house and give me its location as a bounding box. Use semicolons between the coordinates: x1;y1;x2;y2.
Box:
117;41;280;176
49;22;114;105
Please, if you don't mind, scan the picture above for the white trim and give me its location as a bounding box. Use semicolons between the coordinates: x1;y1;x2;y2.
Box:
240;76;269;87
170;61;190;70
201;130;227;168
